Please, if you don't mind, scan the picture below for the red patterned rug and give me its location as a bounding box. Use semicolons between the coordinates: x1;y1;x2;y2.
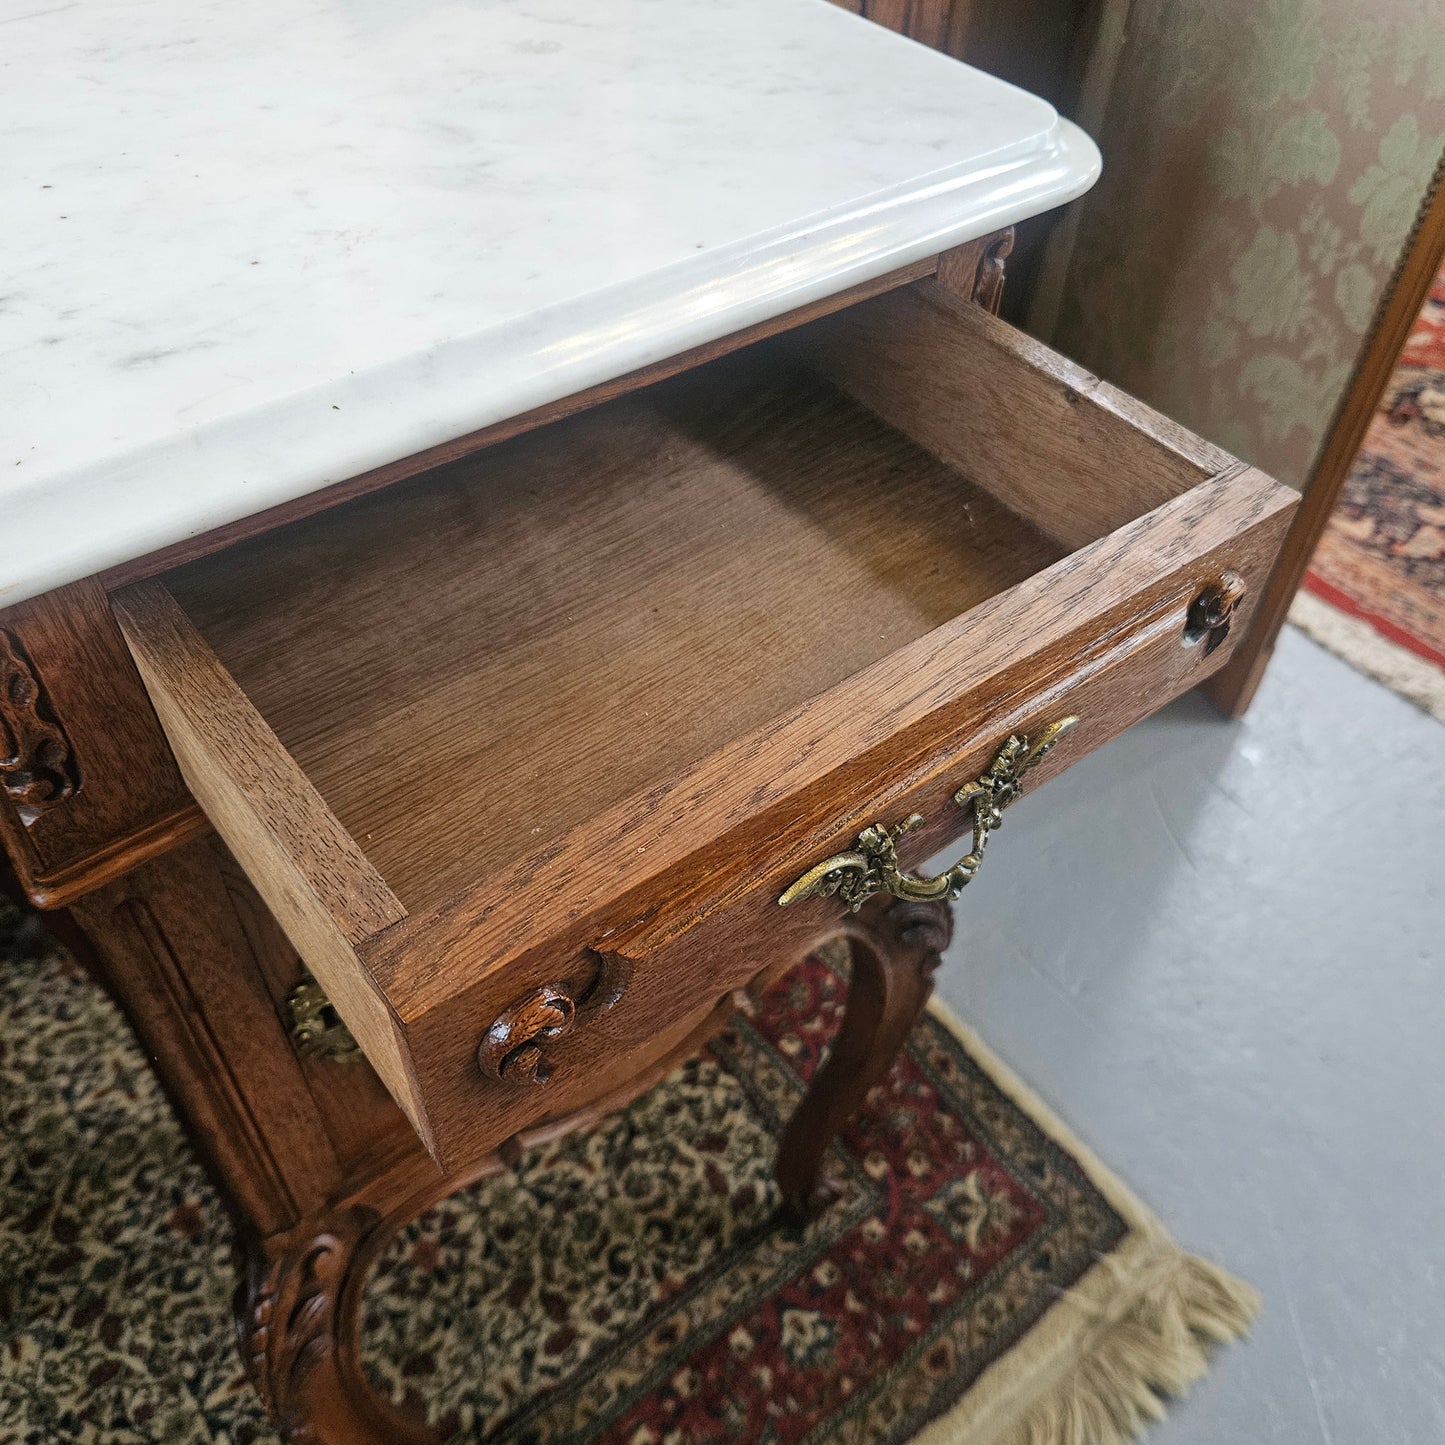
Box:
1;907;1257;1444
1295;261;1445;719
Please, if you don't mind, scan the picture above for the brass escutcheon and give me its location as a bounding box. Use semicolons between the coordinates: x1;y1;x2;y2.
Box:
778;717;1080;913
287;974;363;1063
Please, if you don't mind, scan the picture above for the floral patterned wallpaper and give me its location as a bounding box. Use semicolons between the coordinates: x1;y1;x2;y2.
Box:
1049;0;1445;490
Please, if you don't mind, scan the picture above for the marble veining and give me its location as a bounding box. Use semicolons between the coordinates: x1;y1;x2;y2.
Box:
1;0;1099;604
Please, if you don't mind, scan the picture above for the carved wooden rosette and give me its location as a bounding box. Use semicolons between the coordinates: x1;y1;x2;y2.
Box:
477;950;631;1086
241;1216;360;1431
0;628;79;823
1185;571;1247;656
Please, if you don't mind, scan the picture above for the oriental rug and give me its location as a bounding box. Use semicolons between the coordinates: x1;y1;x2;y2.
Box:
1293;260;1445;721
0;899;1256;1445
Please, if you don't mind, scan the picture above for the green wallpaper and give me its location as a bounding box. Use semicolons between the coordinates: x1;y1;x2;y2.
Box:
1051;0;1445;489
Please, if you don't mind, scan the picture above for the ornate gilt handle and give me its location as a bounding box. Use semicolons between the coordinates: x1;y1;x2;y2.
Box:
778;717;1079;913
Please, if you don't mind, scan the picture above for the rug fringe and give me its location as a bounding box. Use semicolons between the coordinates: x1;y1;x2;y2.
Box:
918;998;1260;1445
998;1248;1261;1445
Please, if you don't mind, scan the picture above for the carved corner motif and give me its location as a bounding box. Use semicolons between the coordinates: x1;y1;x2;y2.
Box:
237;1208;440;1444
238;1210;375;1442
971;229;1016;315
0;629;80;824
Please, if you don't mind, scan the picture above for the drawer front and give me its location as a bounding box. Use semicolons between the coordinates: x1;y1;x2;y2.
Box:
114;278;1296;1172
385;513;1285;1169
628;564;1258;1006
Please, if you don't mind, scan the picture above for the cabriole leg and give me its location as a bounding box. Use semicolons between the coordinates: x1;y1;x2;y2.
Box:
775;895;953;1224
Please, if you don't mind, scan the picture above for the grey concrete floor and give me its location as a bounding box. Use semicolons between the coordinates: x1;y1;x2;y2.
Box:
924;625;1445;1443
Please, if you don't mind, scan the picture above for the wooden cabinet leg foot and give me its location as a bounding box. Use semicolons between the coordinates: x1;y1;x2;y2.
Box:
237;1206;440;1445
775;896;953;1225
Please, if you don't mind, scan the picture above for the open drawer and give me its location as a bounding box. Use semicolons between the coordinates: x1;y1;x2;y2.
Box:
112;279;1296;1169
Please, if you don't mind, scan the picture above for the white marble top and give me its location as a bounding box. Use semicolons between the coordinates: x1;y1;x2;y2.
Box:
1;0;1098;606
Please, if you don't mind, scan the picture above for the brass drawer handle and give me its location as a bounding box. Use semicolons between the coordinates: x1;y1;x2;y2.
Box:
778;717;1079;913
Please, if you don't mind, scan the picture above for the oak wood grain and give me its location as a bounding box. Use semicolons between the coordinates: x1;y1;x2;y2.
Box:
2;244;999;915
795;279;1239;549
127;464;1291;1173
20;805;210;909
67;835;353;1230
206;839;416;1176
381;480;1290;1169
9;215;1298;1441
161;360;1062;912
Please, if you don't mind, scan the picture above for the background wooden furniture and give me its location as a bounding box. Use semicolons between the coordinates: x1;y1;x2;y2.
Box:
1;229;1295;1439
831;0;1107;322
1206;152;1445;715
864;0;1445;718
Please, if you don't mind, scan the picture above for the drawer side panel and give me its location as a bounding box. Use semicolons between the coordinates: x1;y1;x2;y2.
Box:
796;280;1237;550
110;581;434;1152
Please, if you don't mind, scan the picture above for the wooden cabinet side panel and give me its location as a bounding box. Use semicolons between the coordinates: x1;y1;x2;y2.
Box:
67;836;351;1230
0;578;200;903
205;840;424;1179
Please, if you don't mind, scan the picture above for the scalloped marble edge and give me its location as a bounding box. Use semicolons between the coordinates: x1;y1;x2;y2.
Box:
2;119;1097;606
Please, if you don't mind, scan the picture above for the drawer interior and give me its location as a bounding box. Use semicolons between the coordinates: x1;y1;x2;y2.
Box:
114;277;1292;1163
160;345;1070;915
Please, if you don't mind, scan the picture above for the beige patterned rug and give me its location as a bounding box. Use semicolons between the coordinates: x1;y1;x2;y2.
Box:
1293;260;1445;722
0;899;1257;1443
